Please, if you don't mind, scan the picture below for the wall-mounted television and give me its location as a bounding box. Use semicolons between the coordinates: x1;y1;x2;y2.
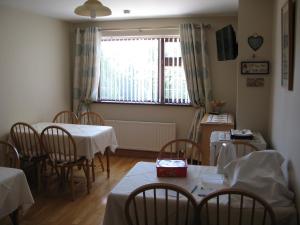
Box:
216;25;238;61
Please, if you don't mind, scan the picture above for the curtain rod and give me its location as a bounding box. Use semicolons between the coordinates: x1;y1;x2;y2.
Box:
80;24;211;32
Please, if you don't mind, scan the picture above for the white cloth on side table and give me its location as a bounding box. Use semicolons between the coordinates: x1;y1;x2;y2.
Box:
210;131;267;165
0;167;34;218
224;150;294;207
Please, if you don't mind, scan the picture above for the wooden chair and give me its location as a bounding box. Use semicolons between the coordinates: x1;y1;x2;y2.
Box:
215;141;259;165
52;111;78;124
0;142;22;225
159;139;202;165
125;183;197;225
40;125;90;200
197;188;276;225
79;111;105;179
79;111;105;126
0;140;20;168
10;122;47;191
231;141;259;158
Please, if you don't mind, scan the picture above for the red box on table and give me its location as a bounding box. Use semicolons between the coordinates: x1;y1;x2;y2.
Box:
156;159;188;177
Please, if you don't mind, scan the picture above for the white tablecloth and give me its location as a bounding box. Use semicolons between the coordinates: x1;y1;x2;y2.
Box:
102;162;297;225
32;122;118;160
210;131;267;165
0;167;34;218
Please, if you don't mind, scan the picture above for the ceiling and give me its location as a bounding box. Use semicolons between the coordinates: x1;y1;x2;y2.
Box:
0;0;238;22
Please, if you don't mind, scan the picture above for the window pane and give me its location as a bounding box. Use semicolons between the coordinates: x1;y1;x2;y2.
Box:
99;37;190;105
100;38;159;102
164;38;190;104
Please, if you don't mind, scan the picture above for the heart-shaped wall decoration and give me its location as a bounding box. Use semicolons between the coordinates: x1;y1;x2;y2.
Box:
248;35;264;51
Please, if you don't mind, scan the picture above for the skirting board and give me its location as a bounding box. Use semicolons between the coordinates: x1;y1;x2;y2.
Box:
115;148;159;159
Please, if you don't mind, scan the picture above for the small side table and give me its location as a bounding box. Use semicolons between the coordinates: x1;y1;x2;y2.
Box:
210;131;267;165
200;113;234;165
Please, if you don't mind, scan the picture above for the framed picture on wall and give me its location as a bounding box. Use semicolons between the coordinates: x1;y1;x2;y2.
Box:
241;61;269;75
281;0;295;90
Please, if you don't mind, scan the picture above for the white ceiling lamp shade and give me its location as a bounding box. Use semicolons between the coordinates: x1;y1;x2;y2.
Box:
74;0;111;19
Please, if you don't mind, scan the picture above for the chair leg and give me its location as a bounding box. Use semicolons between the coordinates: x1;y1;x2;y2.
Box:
52;165;60;192
69;166;74;201
37;163;41;193
9;208;19;225
91;159;95;182
97;153;105;172
66;167;71;178
105;148;110;178
85;160;90;194
60;167;65;188
40;159;48;192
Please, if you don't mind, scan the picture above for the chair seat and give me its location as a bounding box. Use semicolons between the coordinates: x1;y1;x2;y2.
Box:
50;153;85;166
20;153;48;162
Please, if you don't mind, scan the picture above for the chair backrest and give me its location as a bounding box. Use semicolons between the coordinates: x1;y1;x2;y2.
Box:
159;139;202;165
216;141;259;164
125;183;197;225
231;141;259;158
197;188;276;225
10;122;44;159
52;111;78;124
79;111;105;125
0;141;20;168
41;125;78;163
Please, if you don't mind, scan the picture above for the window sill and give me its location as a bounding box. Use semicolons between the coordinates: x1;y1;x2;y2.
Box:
93;101;192;107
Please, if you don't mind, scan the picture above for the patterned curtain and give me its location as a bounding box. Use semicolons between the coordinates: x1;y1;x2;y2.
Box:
179;23;212;142
73;27;101;115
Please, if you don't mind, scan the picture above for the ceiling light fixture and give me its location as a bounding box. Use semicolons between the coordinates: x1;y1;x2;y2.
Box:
74;0;111;19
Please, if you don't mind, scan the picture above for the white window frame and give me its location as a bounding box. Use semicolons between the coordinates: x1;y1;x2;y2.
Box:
98;35;190;106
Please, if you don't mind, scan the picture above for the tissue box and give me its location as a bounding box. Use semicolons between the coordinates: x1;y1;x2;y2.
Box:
156;159;188;177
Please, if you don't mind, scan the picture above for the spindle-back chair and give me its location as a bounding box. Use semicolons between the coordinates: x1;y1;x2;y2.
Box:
0;140;20;168
52;111;78;124
197;188;276;225
40;125;90;200
159;139;202;165
79;111;105;178
125;183;197;225
10;122;47;190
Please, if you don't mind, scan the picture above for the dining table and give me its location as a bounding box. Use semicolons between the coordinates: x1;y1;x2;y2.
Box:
0;167;34;225
31;122;118;178
102;162;298;225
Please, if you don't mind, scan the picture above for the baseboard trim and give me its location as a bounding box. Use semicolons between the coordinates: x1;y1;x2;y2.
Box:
114;148;159;159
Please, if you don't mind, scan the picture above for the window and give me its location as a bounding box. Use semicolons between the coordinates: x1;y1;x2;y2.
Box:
99;37;190;105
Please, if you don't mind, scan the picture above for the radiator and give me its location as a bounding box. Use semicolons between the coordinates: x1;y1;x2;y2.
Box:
105;120;176;152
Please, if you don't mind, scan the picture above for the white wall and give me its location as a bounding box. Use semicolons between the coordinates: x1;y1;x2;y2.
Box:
0;6;71;139
269;0;300;211
73;17;238;139
236;0;273;140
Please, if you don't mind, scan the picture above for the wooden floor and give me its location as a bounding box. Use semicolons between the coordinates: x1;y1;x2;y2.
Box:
1;155;154;225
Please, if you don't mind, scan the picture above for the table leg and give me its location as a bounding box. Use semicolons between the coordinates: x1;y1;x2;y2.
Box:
105;147;110;178
9;208;19;225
